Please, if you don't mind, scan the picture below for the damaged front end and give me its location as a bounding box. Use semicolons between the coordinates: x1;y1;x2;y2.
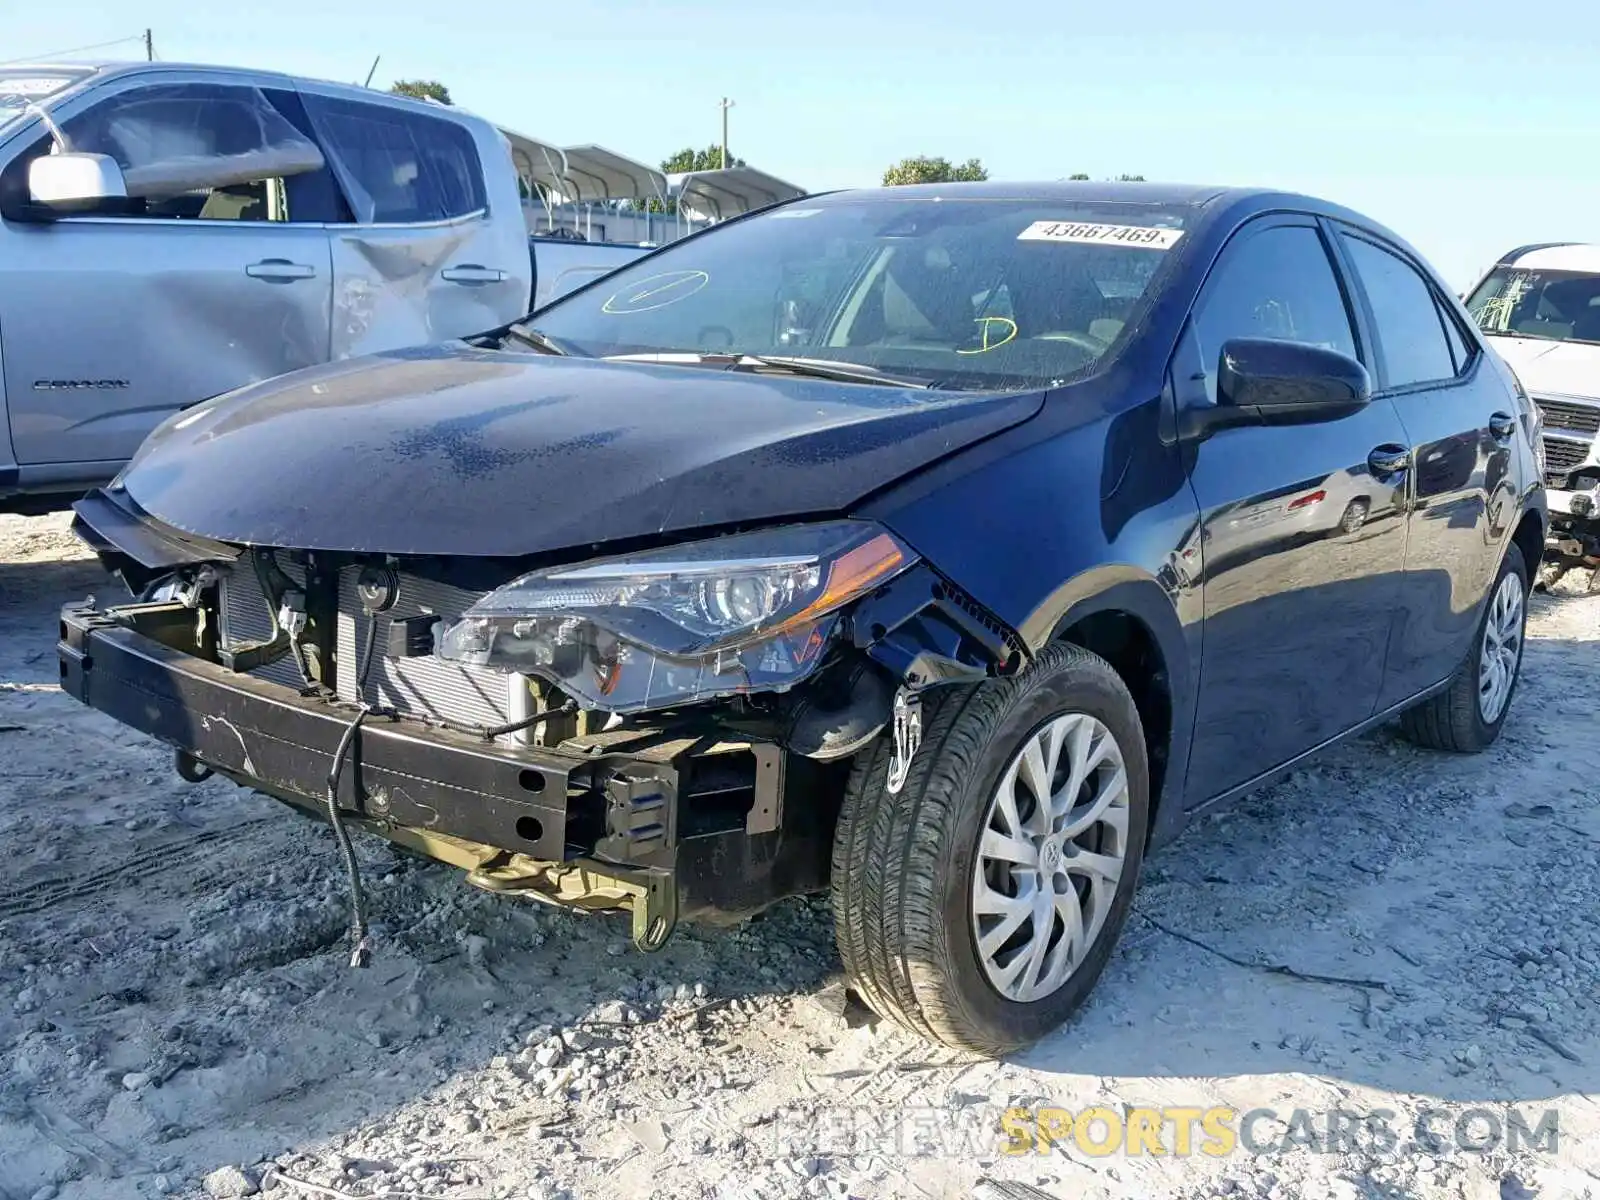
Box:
1543;465;1600;590
60;491;1023;955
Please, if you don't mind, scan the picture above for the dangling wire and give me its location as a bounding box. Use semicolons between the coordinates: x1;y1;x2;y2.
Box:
326;617;379;968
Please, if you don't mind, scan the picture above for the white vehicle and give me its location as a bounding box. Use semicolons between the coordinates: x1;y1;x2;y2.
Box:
1465;243;1600;585
0;61;646;510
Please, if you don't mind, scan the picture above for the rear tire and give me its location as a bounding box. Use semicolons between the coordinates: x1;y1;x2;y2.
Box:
830;643;1150;1056
1399;543;1528;753
1338;498;1370;535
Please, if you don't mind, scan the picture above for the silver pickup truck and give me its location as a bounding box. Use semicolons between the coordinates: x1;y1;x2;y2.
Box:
0;61;649;511
1465;243;1600;588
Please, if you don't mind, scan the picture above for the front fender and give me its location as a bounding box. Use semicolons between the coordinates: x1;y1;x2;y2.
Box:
861;395;1203;848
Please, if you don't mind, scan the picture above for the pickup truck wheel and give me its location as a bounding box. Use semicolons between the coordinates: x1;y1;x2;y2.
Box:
1400;543;1528;753
831;643;1149;1056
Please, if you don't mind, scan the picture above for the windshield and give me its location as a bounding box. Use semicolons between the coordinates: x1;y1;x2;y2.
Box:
0;68;92;135
528;197;1191;391
1466;266;1600;346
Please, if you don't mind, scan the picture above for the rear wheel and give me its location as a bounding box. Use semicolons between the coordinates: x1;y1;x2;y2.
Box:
1399;544;1528;752
830;643;1149;1056
1338;498;1370;535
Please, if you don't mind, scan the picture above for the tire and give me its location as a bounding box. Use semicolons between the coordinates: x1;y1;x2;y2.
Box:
1338;498;1370;535
831;642;1150;1056
1399;543;1529;753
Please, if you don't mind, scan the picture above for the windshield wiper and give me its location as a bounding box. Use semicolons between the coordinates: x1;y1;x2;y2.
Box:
501;323;580;356
602;351;933;389
738;354;934;389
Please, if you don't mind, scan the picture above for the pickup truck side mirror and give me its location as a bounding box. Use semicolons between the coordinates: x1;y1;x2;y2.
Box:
28;152;128;210
1180;337;1372;440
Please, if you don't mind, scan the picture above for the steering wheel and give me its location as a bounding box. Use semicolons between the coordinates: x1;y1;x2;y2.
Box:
697;325;735;350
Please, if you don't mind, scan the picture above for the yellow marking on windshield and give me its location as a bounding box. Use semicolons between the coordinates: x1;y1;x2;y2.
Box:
602;270;711;314
956;316;1019;355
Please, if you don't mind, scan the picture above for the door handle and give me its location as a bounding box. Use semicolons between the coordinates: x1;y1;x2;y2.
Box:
441;264;507;285
245;259;317;282
1488;411;1517;441
1367;444;1411;477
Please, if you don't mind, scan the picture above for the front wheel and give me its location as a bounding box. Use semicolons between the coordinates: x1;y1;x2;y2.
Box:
1399;543;1528;752
831;643;1150;1056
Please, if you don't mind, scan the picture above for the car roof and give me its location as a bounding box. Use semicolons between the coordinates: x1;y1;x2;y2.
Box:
823;180;1234;207
806;182;1425;260
3;59;465;115
1497;243;1600;273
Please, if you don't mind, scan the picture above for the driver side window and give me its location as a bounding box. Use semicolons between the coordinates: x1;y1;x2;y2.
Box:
1193;224;1359;403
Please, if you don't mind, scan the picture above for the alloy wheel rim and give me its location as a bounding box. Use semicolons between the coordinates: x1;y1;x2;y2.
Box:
1477;572;1524;723
971;712;1130;1003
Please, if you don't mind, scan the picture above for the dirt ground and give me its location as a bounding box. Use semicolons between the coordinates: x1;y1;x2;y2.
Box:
1;509;1597;1200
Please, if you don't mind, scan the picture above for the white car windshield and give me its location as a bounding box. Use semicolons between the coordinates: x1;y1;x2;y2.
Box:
1466;266;1600;346
529;196;1191;391
0;69;92;135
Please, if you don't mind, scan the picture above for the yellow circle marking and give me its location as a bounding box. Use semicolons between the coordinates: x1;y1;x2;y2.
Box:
601;270;710;314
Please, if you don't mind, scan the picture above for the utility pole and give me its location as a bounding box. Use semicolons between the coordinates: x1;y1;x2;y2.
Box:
718;97;734;170
144;29;154;61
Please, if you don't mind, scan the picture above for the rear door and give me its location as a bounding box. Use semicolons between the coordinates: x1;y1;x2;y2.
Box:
1176;217;1412;804
295;88;531;357
1332;228;1520;706
0;74;335;467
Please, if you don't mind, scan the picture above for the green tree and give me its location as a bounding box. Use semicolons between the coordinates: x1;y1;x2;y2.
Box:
882;156;988;186
661;143;745;174
1115;174;1147;182
390;79;452;105
1067;173;1091;181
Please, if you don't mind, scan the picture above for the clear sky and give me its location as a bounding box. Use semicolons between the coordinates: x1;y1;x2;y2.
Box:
5;0;1598;288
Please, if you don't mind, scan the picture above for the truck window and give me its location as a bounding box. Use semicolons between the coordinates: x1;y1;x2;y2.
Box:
300;95;486;225
54;82;330;222
1466;266;1600;346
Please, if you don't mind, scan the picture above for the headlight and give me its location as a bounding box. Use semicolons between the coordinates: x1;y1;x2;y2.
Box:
436;521;916;712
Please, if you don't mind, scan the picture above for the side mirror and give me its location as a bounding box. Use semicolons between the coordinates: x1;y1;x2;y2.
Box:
27;152;127;209
1181;337;1371;439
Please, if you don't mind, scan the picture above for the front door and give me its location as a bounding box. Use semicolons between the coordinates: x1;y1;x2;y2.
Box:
1176;218;1412;804
1332;229;1519;706
0;76;335;467
295;88;531;359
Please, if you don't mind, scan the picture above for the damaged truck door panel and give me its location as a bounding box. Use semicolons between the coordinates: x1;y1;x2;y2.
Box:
59;182;1547;1057
0;61;535;510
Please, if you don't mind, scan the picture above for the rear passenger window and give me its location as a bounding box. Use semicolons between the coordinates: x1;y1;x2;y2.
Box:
302;95;485;224
1192;224;1358;402
1340;235;1457;388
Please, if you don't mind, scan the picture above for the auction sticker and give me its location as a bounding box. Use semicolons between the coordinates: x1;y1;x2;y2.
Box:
1018;221;1183;249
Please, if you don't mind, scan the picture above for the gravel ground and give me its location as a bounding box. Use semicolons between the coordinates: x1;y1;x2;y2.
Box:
1;510;1597;1200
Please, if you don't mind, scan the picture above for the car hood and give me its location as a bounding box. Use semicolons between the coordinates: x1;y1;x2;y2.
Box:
117;343;1044;557
1488;334;1600;399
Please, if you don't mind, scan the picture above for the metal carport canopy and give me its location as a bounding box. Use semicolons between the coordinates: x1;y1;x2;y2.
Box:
559;144;668;204
668;167;807;221
498;126;569;198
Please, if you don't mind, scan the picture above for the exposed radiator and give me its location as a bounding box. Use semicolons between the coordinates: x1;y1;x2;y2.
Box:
334;568;511;729
217;561;306;690
217;562;515;732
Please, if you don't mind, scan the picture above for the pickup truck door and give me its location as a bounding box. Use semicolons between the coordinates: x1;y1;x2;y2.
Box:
0;75;335;468
295;87;532;358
